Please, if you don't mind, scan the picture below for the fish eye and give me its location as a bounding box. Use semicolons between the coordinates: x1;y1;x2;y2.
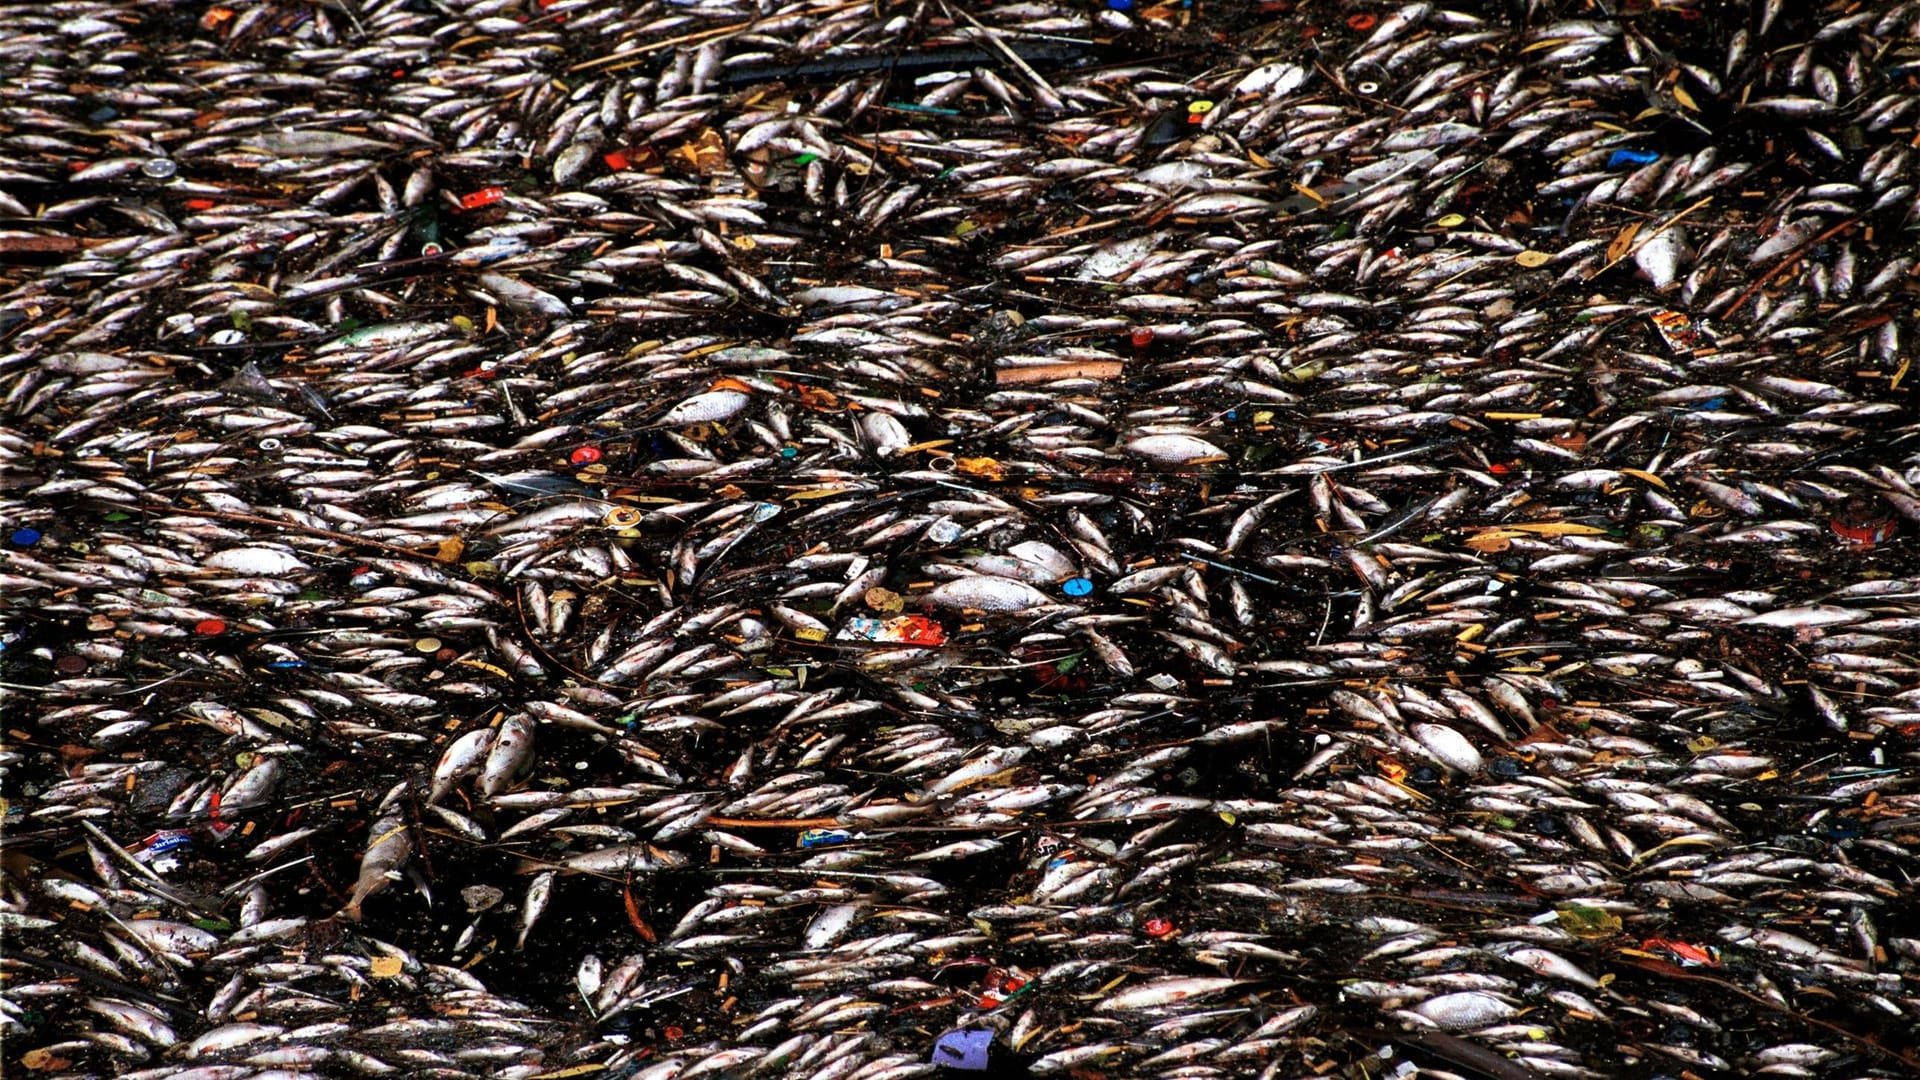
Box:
1357;81;1381;95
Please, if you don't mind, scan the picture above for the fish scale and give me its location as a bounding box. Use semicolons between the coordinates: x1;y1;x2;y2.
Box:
2;1;1920;1078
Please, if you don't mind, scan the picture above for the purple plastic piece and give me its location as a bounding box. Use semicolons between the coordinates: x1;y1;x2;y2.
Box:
932;1029;993;1071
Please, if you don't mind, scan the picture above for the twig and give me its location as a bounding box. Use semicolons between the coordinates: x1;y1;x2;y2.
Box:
1182;555;1281;585
569;1;870;75
1720;216;1860;317
705;815;845;829
1613;956;1920;1073
1396;1028;1547;1080
26;956;190;1014
1586;195;1714;280
945;3;1063;110
996;361;1124;384
126;500;466;561
567;21;753;74
77;819;215;918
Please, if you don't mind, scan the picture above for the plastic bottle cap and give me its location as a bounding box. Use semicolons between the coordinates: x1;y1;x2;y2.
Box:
141;158;178;179
196;619;227;636
11;528;41;546
55;655;89;675
1062;577;1094;597
1187;100;1214;114
415;637;443;653
571;446;602;465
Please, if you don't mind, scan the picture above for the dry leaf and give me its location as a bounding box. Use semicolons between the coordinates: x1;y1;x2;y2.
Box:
1465;531;1516;553
22;1048;71;1071
433;536;465;563
1607;221;1642;264
789;384;841;411
370;955;404;978
954;457;1006;480
672;128;729;175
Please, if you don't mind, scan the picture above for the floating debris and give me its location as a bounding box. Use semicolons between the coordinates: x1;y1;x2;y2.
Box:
2;1;1920;1079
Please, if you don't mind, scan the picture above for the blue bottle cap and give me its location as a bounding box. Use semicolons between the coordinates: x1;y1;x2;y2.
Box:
1062;577;1093;597
932;1029;993;1070
11;528;41;546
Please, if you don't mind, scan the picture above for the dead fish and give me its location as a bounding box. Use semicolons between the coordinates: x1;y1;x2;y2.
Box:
5;4;1916;1078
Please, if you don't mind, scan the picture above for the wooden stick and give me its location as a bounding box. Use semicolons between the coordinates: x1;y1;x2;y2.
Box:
1720;215;1860;317
567;22;753;74
1586;195;1714;281
568;2;869;75
996;361;1124;385
128;500;465;561
946;3;1062;109
705;816;844;829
